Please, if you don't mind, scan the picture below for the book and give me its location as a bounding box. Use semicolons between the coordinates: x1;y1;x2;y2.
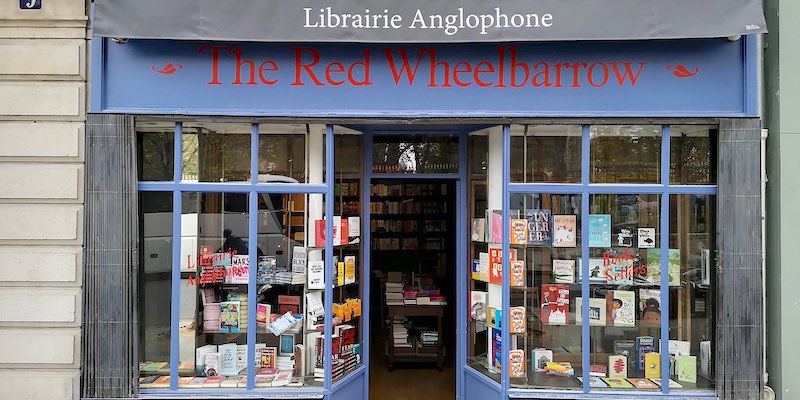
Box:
471;218;486;242
337;261;345;286
487;306;498;328
219;301;240;333
204;352;220;376
151;376;171;388
588;214;611;248
590;364;608;377
602;377;634;388
628;378;659;389
478;252;490;282
608;355;627;378
256;303;271;325
540;284;569;325
195;344;217;374
347;216;360;238
138;375;160;388
532;348;553;372
491;328;502;369
645;352;661;379
652;378;683;388
610;290;635;327
510;306;526;333
509;349;525;378
510;260;525;287
470;291;488;321
575;297;606;326
552;215;577;247
552;259;575;283
280;334;295;355
639;289;662;325
677;355;697;383
294;344;306;378
578;376;609;388
260;347;277;369
700;340;711;379
254;375;276;388
291;246;306;274
236;345;248;375
616;227;635;247
184;376;207;388
308;260;325;289
225;255;249;284
668;248;681;286
613;340;637;374
220;375;243;388
278;295;301;315
489;245;502;285
636;336;656;373
488;210;502;244
578;258;607;283
638;228;656;248
510;218;528;245
545;362;573;377
218;343;238;376
344;256;356;285
257;256;276;284
526;209;551;245
603;248;635;285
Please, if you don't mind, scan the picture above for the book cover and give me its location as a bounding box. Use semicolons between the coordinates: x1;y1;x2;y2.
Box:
510;218;528;245
344;256;356;285
588;214;611;248
602;377;634;388
184;376;207;388
651;378;683;389
668;248;681;286
637;228;656;248
639;289;662;325
471;259;480;281
314;219;325;247
294;344;306;378
257;256;276;284
256;303;271;325
613;340;637;374
260;347;277;369
610;290;635;327
471;218;486;242
236;345;248;375
510;306;526;333
278;295;301;315
510;260;525;287
291;246;306;274
337;261;345;286
644;352;661;379
645;249;663;285
489;246;502;285
552;215;577;248
578;258;607;283
219;301;240;333
478;252;490;282
280;334;295;355
470;291;487;321
509;349;526;378
333;216;342;246
487;306;497;328
525;209;552;245
603;248;635;285
575;297;607;326
578;376;609;388
486;210;503;244
218;343;238;376
339;217;348;245
628;378;659;389
491;328;502;369
225;255;250;284
204;352;220;376
636;336;656;373
540;284;569;325
608;355;627;378
220;376;242;388
308;260;324;289
615;227;635;247
552;259;575;283
532;349;553;372
678;355;697;383
590;364;608;377
202;375;224;387
195;344;218;374
347;216;360;238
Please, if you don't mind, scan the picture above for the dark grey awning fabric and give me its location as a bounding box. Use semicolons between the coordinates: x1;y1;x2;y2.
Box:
93;0;766;43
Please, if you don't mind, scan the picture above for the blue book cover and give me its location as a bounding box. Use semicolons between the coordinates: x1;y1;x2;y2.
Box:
588;214;612;248
492;328;502;369
636;336;656;373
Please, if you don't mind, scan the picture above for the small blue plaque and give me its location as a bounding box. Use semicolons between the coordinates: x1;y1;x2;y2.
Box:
20;0;41;9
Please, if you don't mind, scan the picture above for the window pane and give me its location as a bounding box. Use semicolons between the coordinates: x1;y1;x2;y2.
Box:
509;193;583;390
258;123;323;184
589;194;662;392
669;126;717;185
591;126;661;184
372;134;459;174
137;121;174;181
510;125;582;183
668;195;716;390
139;192;173;388
182;123;251;182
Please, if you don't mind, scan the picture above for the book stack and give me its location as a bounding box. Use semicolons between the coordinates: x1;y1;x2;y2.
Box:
227;293;248;330
276;355;293;371
420;330;439;347
403;289;419;305
331;359;346;382
385;281;404;306
391;317;411;348
341;353;359;375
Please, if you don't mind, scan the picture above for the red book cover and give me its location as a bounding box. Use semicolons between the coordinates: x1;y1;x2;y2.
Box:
340;218;349;245
332;335;342;358
278;295;301;314
489;247;502;285
315;219;326;247
541;284;569;325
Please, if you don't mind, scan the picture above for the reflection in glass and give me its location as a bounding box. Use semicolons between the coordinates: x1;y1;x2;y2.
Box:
670;126;717;185
588;194;662;392
182;123;251;182
591;126;661;184
668;195;716;390
137;121;175;181
258;123;319;184
510;125;582;183
372;134;459;173
139;192;173;387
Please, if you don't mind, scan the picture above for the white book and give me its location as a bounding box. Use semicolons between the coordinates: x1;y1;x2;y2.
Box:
236;345;248;374
291;246;307;274
347;216;360;237
307;261;325;289
219;343;238;376
196;344;218;374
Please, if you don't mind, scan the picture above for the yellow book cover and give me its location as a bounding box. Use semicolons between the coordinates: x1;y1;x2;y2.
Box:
337;261;345;286
352;298;362;317
644;352;661;379
344;256;356;285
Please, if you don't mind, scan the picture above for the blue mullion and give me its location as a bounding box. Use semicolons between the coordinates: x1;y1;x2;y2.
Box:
660;125;671;394
501;124;511;397
251;123;259;184
168;121;182;391
247;191;257;390
580;124;590;394
456;128;469;400
361;130;372;399
324;124;334;394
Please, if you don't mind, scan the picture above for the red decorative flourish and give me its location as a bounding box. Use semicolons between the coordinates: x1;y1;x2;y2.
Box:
151;64;184;75
666;65;699;78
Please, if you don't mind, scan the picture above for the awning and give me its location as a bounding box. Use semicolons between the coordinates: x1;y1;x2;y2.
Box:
93;0;766;43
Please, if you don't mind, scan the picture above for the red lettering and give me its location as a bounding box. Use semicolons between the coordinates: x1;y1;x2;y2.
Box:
383;48;425;85
509;46;529;88
588;62;609;87
197;45;232;85
347;50;373;86
326;61;346;86
611;62;647;87
531;62;551;88
231;47;257;85
553;63;571;88
452;62;472;87
427;49;452;88
291;48;324;86
258;61;279;85
474;61;494;87
496;46;507;88
569;62;587;88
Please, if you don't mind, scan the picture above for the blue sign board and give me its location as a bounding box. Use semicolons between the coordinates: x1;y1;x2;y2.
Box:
92;37;756;117
20;0;41;9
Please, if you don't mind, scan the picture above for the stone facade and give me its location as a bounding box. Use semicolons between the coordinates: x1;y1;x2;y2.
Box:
0;1;87;399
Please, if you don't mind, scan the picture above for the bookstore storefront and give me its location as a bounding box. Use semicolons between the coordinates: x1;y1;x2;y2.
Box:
84;1;766;400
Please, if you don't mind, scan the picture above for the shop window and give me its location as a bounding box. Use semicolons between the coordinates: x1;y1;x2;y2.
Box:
258;123;325;184
183;122;252;182
670;126;717;185
590;125;661;184
137;121;175;181
510;125;582;183
372;134;459;174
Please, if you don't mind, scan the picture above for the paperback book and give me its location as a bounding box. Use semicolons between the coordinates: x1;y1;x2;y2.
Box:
510;218;527;245
588;214;611;248
575;297;607;326
540;284;569;325
510;260;525;287
532;348;553;372
219;301;241;333
609;290;635;327
552;215;577;248
608;355;627;378
639;289;662;325
677;355;697;383
509;306;526;333
552;259;575;283
526;209;552;245
509;349;525;378
636;336;657;373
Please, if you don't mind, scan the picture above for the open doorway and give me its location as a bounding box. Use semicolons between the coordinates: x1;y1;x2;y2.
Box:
368;179;457;400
